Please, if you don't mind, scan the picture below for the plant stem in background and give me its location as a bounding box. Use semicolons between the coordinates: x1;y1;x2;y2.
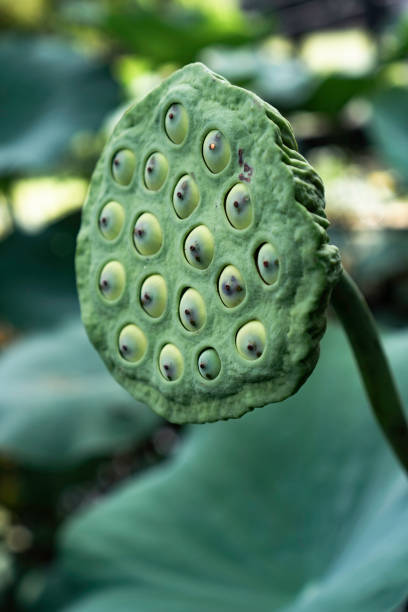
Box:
332;269;408;475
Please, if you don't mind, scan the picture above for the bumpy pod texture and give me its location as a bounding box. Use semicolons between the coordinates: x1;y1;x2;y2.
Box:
76;63;341;424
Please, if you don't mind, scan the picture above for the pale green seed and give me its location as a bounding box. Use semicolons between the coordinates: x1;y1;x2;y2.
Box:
118;324;147;363
133;212;162;256
173;174;199;219
165;103;188;144
257;243;280;285
184;225;214;270
159;344;184;381
144;152;168;191
202;130;231;174
99;201;125;240
225;184;252;230
179;288;206;332
236;321;266;361
218;265;245;308
140;275;167;318
99;261;126;301
198;348;221;380
111;149;136;185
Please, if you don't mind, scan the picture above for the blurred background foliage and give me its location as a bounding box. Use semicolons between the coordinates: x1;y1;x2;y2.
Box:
0;0;407;610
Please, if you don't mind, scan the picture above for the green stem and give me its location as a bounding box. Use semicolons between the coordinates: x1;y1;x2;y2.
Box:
331;269;408;475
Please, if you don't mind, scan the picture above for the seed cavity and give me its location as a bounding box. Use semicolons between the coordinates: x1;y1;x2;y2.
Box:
99;261;126;302
225;183;252;230
98;201;125;240
179;288;206;332
133;212;162;255
256;243;280;285
236;321;266;361
111;149;136;186
172;174;199;219
159;344;184;381
118;324;147;363
140;274;167;318
165;103;188;144
144;152;169;191
218;265;246;308
202;130;231;174
184;225;214;270
198;348;221;380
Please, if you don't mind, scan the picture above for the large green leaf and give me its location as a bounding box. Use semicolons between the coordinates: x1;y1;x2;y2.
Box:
368;87;408;184
0;319;160;468
0;36;120;176
30;325;408;611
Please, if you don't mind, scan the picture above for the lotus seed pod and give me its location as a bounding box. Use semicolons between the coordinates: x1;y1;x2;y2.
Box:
198;348;221;380
184;225;214;270
111;149;136;185
99;261;125;301
165;103;188;144
144;152;168;190
99;201;125;240
118;324;147;363
225;183;252;230
257;243;280;285
179;288;206;331
159;344;184;381
133;212;162;256
140;275;167;318
203;130;231;173
236;321;266;361
218;265;246;308
76;62;341;424
173;174;199;219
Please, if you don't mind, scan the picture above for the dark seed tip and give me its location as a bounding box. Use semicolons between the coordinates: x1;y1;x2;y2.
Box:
247;344;254;351
199;362;205;369
263;260;269;268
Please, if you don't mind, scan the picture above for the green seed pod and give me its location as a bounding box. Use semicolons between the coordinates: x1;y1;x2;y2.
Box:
133;213;162;256
218;265;245;308
140;275;167;318
144;152;168;191
99;261;125;301
179;288;206;331
159;344;184;381
225;184;252;230
198;348;221;380
236;321;266;361
76;63;341;424
99;201;125;240
118;324;147;363
165;103;188;144
173;174;199;219
111;149;136;186
257;243;279;285
184;225;214;270
202;130;231;174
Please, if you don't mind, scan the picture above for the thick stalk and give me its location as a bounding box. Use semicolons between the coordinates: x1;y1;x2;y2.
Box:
331;269;408;475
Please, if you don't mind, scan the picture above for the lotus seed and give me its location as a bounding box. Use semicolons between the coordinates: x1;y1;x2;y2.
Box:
184;225;214;270
218;265;246;308
257;243;280;285
159;344;184;381
172;174;199;218
202;130;231;174
236;321;266;361
144;152;169;191
99;261;126;301
198;348;221;380
140;274;167;318
111;149;136;186
179;288;206;331
165;103;188;144
98;201;125;240
118;324;147;363
225;183;253;230
133;212;162;255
